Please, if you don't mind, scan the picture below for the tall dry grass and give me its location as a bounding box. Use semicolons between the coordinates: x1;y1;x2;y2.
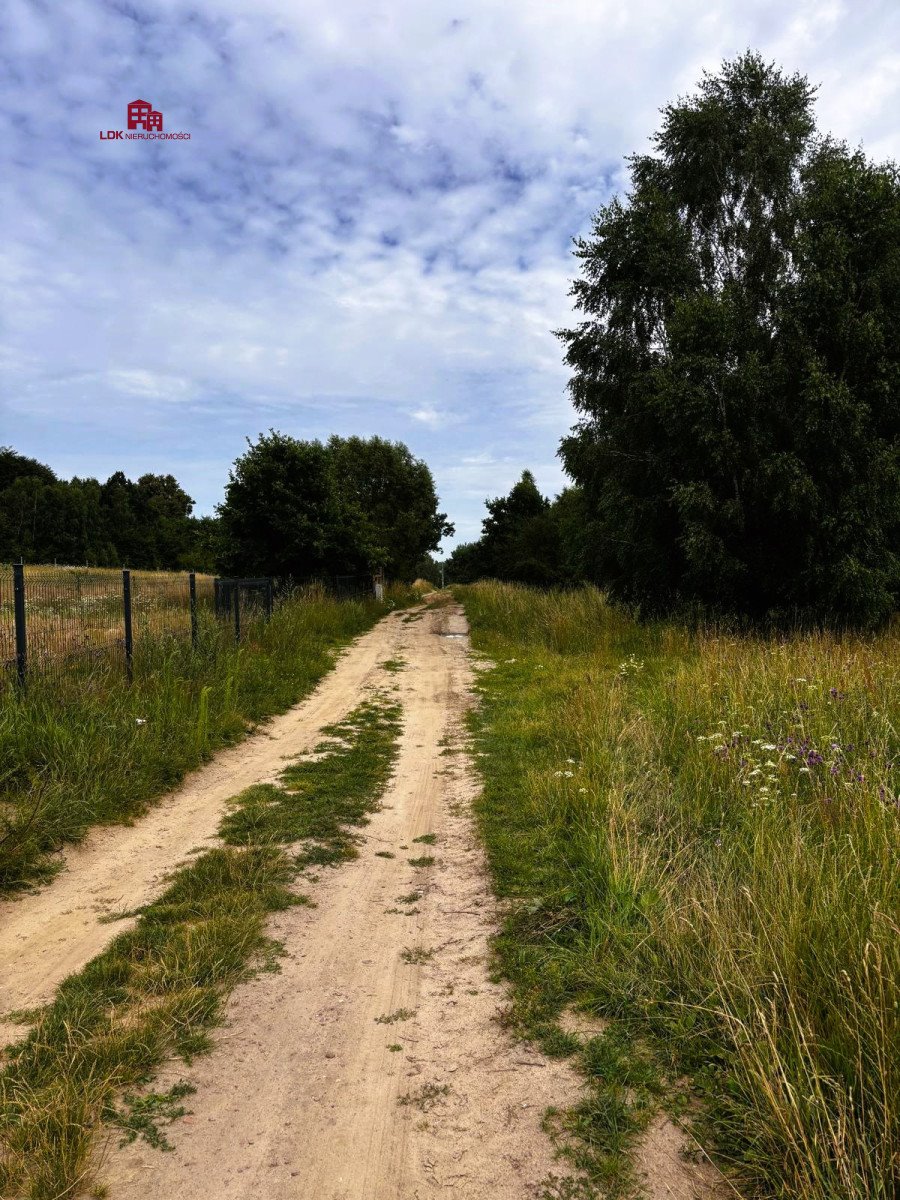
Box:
461;582;899;1198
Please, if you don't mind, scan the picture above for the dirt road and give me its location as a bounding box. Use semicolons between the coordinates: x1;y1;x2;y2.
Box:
95;601;578;1197
2;600;722;1198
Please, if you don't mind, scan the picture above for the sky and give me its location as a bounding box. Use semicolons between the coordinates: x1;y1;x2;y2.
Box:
2;1;899;551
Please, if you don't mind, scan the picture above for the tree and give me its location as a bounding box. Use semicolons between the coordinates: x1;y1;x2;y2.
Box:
184;515;224;573
0;449;208;569
445;472;583;586
133;473;196;568
217;431;452;580
480;470;560;584
327;436;453;578
0;447;56;491
558;53;900;626
445;540;490;584
217;433;339;578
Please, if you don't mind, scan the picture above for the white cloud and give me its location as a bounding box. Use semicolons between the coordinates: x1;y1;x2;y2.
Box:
1;0;898;551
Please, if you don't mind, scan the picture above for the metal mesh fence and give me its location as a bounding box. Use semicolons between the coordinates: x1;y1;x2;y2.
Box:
0;566;374;691
131;570;209;640
18;567;128;673
0;566;222;690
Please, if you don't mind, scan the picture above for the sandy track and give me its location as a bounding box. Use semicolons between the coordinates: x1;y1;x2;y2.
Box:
100;603;581;1199
0;609;410;1045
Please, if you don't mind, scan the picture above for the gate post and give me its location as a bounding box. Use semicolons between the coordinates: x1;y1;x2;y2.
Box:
233;584;241;644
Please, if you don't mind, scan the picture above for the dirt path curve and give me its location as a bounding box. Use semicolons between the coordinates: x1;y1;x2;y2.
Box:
101;602;579;1199
0;609;411;1046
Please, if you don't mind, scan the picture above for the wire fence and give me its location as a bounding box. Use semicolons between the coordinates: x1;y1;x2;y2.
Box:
0;566;377;692
1;566;231;690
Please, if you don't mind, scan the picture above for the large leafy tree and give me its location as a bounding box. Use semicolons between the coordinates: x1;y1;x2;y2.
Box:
480;470;560;584
446;472;584;586
217;433;341;578
559;53;900;625
327;435;453;579
218;431;452;580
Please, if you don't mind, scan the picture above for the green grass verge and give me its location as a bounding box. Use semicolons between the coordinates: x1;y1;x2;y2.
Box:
458;582;899;1200
0;694;403;1199
0;585;416;893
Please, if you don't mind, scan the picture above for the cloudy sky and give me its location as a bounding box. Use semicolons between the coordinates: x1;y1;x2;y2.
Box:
2;1;898;548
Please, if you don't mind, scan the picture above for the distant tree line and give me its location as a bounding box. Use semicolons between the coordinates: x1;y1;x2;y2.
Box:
445;471;588;586
0;447;219;571
1;433;452;584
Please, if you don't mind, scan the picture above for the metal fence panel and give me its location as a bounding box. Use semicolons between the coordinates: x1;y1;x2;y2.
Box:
0;565;221;689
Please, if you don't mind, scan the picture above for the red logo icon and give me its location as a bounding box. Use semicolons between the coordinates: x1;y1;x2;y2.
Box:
100;99;189;141
127;99;163;131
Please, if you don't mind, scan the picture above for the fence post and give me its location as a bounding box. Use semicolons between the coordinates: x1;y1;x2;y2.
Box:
189;572;198;647
265;578;273;622
122;569;134;682
233;584;241;644
13;562;27;691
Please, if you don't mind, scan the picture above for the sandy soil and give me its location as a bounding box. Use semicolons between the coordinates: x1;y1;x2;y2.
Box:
0;608;410;1046
99;603;583;1199
635;1117;731;1200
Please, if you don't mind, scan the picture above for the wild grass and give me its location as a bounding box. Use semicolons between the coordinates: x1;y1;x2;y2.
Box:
374;1008;416;1024
459;582;899;1200
220;699;403;868
0;691;404;1198
0;844;299;1199
0;586;414;892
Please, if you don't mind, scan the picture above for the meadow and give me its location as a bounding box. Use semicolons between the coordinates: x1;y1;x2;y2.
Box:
0;583;415;893
458;582;899;1199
